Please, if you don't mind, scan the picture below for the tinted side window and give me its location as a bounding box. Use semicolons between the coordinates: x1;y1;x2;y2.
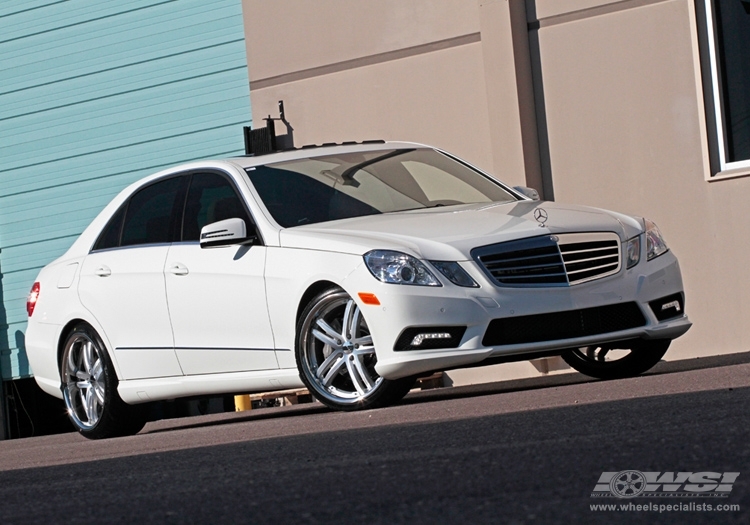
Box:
121;177;186;247
182;172;253;241
93;205;126;251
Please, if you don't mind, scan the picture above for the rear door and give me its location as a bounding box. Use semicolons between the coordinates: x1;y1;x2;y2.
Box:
78;176;187;380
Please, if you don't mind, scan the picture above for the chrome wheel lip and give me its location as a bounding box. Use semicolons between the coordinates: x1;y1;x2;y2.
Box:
301;291;383;405
62;333;105;430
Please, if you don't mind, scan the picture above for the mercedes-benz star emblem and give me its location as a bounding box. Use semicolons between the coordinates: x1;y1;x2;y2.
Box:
534;207;548;227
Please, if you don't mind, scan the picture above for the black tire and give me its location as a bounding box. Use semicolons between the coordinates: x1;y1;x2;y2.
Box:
561;339;670;380
61;323;146;439
296;287;416;411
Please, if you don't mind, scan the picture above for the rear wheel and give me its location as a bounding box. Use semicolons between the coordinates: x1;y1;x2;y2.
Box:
296;288;415;411
61;323;146;439
561;339;670;380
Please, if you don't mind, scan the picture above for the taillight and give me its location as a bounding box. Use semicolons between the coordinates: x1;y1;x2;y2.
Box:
27;282;40;317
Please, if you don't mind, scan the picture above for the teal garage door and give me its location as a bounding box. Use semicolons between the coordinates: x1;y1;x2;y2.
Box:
0;0;252;380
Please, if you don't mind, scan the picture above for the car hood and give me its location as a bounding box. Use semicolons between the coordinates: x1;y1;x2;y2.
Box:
278;200;643;260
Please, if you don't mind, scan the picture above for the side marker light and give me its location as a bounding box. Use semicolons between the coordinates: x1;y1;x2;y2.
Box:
358;292;381;305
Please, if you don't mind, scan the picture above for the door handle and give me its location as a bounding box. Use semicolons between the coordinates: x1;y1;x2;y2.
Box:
168;263;189;276
95;266;111;277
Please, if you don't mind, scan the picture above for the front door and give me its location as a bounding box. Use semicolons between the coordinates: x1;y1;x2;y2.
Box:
165;171;277;375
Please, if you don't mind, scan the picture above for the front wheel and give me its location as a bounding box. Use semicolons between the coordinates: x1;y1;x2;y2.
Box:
561;339;670;380
61;323;146;439
296;288;415;411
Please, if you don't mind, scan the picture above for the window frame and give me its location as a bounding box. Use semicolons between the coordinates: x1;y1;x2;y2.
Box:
703;0;750;172
178;169;263;245
118;175;187;248
91;169;263;253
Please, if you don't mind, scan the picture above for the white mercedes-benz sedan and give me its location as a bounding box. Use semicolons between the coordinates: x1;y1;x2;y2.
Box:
25;141;691;438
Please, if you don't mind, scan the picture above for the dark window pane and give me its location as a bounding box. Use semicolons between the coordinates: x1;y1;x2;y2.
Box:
182;172;252;241
121;177;185;247
93;205;126;251
714;0;750;162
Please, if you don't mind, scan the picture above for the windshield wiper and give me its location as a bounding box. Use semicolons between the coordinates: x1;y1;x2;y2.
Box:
339;149;416;185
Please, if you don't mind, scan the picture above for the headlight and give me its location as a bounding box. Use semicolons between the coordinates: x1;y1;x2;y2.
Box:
430;261;479;287
644;219;669;260
364;250;442;286
625;236;640;269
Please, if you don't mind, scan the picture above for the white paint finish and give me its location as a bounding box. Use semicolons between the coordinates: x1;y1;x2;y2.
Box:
274;349;297;369
117;368;305;404
165;243;277;375
333;250;689;380
26;143;691;403
56;263;79;289
22;320;62;397
113;349;184;380
77;246;179;379
279;200;639;261
174;349;278;376
263;247;364;353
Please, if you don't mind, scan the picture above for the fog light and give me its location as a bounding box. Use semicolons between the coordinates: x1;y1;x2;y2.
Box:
649;293;684;321
394;326;466;351
661;300;680;313
410;332;452;346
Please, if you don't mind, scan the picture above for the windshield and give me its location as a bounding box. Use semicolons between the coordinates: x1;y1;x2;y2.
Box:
245;148;518;228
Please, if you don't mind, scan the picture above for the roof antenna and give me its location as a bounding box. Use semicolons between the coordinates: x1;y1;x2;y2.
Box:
243;100;294;155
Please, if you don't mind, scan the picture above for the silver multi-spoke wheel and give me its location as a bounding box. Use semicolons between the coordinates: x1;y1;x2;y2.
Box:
297;288;414;410
62;332;106;429
61;324;147;439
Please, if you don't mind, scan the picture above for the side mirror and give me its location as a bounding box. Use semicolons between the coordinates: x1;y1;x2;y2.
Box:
513;186;540;201
200;218;251;248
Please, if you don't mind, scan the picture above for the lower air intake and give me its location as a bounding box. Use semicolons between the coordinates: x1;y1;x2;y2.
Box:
482;302;646;346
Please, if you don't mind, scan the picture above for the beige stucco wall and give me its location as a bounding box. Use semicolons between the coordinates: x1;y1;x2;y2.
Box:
245;0;479;82
241;0;749;384
250;41;495;172
243;0;542;189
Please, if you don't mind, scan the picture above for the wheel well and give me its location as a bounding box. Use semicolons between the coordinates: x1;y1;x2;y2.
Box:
57;319;87;370
296;280;339;325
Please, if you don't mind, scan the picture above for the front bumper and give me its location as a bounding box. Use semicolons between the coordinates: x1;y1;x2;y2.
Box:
342;250;691;380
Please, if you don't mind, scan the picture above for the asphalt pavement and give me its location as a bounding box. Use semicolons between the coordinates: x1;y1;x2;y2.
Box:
1;353;749;524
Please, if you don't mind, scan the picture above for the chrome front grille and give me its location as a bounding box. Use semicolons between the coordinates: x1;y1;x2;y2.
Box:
558;233;621;284
472;232;622;287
